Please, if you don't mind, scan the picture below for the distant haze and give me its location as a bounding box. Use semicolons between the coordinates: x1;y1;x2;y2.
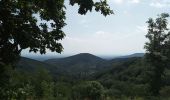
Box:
22;53;144;61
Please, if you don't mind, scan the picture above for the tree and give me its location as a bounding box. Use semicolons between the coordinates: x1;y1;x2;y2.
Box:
144;13;170;96
70;0;113;16
54;82;72;99
41;81;55;100
0;0;113;65
32;68;52;98
72;81;104;100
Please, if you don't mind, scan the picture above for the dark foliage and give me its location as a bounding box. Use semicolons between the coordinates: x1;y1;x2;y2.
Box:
144;13;170;96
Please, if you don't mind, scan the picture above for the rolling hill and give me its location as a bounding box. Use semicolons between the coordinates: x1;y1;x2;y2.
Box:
45;53;105;65
17;53;143;79
44;53;106;78
17;57;58;73
117;53;144;58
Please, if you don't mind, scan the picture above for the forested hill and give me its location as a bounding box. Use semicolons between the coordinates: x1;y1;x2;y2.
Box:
44;53;105;66
17;57;57;72
17;53;143;79
44;53;106;75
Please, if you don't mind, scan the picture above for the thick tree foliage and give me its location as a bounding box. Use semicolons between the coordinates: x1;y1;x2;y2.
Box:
0;0;113;65
72;81;104;100
145;13;170;96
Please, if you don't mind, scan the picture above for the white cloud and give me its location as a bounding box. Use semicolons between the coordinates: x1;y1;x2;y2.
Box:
150;2;164;8
150;0;170;8
129;0;140;4
112;0;124;4
110;0;140;4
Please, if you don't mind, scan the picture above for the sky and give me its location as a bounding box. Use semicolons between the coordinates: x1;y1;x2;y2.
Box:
22;0;170;58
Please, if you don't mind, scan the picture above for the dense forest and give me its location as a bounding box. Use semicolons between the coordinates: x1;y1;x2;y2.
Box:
0;0;170;100
2;53;170;100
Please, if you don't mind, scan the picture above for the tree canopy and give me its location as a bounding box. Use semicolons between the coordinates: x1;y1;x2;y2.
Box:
145;13;170;96
0;0;113;65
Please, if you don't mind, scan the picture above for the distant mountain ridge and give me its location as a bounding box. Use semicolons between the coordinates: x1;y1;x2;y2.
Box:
24;53;145;61
45;53;105;65
18;53;144;78
117;53;144;58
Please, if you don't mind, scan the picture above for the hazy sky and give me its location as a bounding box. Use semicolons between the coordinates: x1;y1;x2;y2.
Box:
22;0;170;57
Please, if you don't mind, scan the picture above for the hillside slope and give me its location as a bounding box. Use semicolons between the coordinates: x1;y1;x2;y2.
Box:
44;53;106;77
17;57;57;73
